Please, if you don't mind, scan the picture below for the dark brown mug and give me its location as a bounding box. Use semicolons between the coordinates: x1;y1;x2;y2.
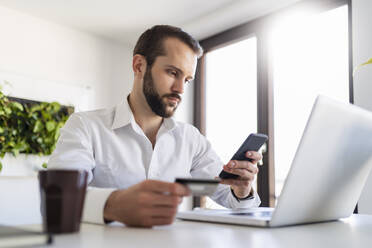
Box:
38;169;88;234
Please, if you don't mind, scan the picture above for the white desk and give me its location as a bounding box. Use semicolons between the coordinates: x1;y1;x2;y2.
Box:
30;214;372;248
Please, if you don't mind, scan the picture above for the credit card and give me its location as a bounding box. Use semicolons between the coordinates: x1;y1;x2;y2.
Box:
175;178;221;196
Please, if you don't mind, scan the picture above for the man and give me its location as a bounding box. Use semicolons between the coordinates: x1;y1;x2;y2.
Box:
48;25;262;227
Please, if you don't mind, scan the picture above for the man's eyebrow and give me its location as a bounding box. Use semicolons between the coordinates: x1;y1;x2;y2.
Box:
165;65;183;73
165;65;194;80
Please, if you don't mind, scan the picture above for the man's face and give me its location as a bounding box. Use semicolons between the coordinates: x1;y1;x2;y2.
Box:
142;38;197;118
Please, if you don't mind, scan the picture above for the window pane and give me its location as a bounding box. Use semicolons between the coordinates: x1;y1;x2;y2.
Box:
271;6;349;200
205;37;257;209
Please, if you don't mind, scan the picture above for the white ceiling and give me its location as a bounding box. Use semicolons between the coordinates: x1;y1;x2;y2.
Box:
0;0;302;47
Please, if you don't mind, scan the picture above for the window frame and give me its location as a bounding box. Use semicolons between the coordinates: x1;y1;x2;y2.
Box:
193;0;353;209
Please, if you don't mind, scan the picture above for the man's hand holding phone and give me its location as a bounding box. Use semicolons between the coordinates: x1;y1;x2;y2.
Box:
220;151;262;198
218;133;268;199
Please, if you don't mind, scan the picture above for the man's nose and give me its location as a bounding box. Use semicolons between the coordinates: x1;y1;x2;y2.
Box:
171;78;184;94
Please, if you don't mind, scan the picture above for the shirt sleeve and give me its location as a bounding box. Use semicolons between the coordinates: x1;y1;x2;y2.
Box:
82;186;116;224
48;113;114;224
189;126;261;209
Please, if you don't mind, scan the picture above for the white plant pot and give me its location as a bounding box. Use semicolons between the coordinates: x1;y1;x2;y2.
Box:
0;153;49;177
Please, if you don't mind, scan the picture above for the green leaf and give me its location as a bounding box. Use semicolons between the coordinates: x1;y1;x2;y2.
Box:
54;127;61;141
42;162;47;169
360;58;372;67
4;107;11;115
51;102;61;113
0;127;3;133
353;58;372;76
29;105;41;113
33;120;43;133
31;113;38;120
46;121;56;132
0;161;2;172
12;149;19;157
11;102;24;111
15;142;27;152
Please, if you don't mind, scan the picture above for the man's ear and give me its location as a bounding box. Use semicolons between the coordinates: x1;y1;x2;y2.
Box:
133;54;147;76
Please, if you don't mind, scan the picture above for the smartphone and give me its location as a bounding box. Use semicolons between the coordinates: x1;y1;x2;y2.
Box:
219;133;268;179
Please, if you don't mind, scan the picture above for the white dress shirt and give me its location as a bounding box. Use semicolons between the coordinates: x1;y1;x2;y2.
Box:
48;99;261;224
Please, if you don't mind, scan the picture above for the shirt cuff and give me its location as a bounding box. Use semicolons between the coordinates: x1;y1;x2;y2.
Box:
228;188;261;209
230;188;255;202
82;186;116;224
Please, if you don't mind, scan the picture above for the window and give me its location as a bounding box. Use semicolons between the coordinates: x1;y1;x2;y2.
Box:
204;37;258;209
195;0;351;208
271;5;350;199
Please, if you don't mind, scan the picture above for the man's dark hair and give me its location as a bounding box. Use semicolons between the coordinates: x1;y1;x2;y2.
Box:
133;25;203;67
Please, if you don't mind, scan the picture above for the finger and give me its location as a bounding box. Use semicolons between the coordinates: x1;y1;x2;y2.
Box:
150;194;182;207
222;165;242;176
223;168;256;180
225;161;258;174
220;179;251;187
137;216;175;227
142;180;190;196
245;151;262;161
138;192;174;207
149;216;175;226
147;206;178;218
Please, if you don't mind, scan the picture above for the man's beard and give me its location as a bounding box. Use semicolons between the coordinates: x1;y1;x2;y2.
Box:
142;67;181;118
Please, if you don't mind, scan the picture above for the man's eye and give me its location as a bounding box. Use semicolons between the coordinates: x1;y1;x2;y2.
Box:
168;70;177;76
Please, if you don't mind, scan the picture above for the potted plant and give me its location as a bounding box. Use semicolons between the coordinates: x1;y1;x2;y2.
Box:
0;83;72;175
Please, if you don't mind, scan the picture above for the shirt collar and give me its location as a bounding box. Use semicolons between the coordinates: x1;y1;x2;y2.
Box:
111;96;178;131
111;97;132;130
163;116;177;131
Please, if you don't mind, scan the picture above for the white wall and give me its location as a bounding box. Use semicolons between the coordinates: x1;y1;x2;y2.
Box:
352;0;372;214
0;4;193;120
0;5;134;224
0;5;133;110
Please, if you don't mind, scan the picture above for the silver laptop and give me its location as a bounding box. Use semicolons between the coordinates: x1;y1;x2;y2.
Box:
177;95;372;227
